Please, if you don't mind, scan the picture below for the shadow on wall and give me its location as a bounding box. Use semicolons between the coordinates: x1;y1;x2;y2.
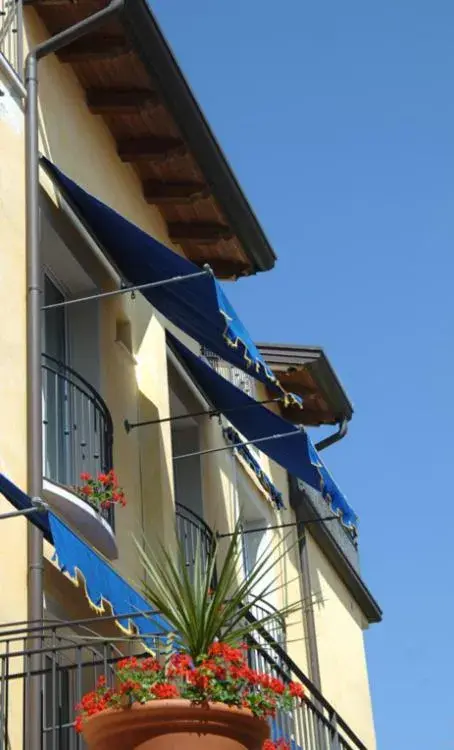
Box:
200;416;234;570
310;536;366;628
137;390;176;552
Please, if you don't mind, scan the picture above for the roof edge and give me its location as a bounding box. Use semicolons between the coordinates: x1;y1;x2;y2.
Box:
121;0;277;275
258;343;354;421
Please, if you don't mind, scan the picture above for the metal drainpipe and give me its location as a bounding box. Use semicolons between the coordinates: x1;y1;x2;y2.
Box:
24;2;125;747
24;52;42;750
314;417;348;452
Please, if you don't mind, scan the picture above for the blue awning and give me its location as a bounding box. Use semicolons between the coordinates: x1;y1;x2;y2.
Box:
169;336;358;531
0;474;168;643
41;159;301;408
48;513;168;642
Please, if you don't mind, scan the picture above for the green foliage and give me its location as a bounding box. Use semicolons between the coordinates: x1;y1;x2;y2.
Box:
134;522;301;661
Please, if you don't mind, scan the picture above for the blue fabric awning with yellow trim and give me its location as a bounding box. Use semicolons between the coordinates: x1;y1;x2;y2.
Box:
48;513;168;641
0;474;168;642
169;335;358;531
41;158;301;408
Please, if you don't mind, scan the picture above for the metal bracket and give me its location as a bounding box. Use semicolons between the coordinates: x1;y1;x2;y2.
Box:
31;496;49;512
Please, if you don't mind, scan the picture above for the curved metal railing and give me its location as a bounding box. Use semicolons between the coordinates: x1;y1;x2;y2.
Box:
41;354;114;528
175;502;217;583
175;504;286;648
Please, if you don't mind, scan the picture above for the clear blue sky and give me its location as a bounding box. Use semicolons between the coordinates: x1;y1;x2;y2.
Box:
151;2;453;747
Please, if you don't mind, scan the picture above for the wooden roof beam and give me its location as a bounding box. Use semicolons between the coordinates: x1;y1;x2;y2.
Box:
86;88;160;114
168;222;233;243
57;36;130;63
118;136;186;162
143;180;209;205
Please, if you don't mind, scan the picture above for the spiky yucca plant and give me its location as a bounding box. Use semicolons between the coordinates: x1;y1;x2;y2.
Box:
135;523;300;662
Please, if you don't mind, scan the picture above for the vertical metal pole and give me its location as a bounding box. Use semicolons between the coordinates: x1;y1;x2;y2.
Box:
25;52;43;750
299;530;322;688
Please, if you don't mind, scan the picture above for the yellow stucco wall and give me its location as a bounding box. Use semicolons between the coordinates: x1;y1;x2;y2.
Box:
0;74;28;750
23;9;179;592
306;532;376;749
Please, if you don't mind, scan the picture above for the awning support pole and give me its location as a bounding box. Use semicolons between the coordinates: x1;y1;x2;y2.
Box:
124;397;283;432
41;268;211;310
0;499;48;521
173;428;301;461
216;516;339;538
25;3;125;748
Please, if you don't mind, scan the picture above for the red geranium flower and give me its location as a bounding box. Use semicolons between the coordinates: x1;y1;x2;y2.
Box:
151;683;180;699
119;679;141;695
263;741;290;750
289;681;304;699
74;646;304;735
74;715;84;734
167;653;192;676
141;657;161;672
269;677;285;695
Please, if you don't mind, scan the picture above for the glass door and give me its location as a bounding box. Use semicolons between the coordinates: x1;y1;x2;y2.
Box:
42;276;70;485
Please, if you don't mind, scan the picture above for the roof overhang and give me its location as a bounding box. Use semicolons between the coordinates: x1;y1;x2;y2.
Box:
29;0;276;278
257;343;354;426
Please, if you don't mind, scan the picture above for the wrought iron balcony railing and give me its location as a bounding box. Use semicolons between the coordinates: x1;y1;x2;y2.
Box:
175;502;217;580
42;354;114;528
0;611;368;750
175;503;286;648
0;0;22;73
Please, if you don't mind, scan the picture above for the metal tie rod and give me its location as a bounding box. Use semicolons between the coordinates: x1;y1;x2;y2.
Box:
125;397;283;432
216;516;340;538
41;268;211;310
0;498;48;521
173;428;301;461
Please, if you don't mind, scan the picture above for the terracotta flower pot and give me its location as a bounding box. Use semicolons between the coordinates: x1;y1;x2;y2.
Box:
82;699;270;750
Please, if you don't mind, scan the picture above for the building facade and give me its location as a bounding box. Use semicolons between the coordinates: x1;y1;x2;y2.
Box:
0;2;381;748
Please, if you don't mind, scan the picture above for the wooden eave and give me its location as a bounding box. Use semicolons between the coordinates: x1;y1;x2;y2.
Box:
28;0;277;279
258;343;354;427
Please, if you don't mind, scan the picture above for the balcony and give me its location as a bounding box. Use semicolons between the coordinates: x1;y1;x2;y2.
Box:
0;612;369;750
41;354;117;559
176;503;286;648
